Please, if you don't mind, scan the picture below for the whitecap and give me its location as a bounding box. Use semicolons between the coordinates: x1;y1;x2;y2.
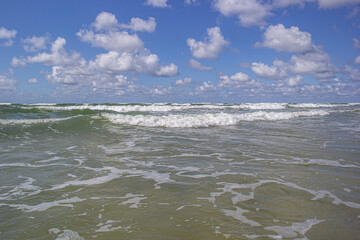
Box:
102;110;329;128
0;117;73;125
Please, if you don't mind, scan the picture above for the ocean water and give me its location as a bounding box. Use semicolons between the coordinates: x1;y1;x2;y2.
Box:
0;103;359;239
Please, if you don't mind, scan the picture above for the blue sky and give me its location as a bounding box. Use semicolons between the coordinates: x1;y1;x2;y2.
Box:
0;0;360;103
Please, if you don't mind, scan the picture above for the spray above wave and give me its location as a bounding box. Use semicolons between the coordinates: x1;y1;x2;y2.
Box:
21;103;290;112
0;117;74;125
102;110;329;128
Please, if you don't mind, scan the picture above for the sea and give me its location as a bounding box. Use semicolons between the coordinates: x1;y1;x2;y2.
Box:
0;103;359;239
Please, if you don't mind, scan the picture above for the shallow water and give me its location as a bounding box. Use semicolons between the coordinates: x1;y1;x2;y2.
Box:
0;103;359;239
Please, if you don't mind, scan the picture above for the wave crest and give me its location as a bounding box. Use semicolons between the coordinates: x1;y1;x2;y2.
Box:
102;110;329;128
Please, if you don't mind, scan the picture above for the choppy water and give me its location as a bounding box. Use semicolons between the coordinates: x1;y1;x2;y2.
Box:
0;103;359;239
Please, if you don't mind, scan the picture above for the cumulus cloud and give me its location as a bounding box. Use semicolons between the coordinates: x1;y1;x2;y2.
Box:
120;17;156;33
93;12;118;31
353;38;360;49
212;0;271;26
77;30;144;53
145;0;169;8
196;81;218;92
355;55;360;64
344;65;360;81
317;0;360;8
92;12;157;33
12;12;178;90
22;36;48;52
187;26;229;59
218;72;260;88
251;60;288;80
174;77;193;86
26;37;82;66
155;63;179;77
272;0;310;8
289;50;337;76
27;78;38;83
80;12;177;77
257;24;314;53
0;74;16;91
0;27;17;46
11;57;27;67
188;59;213;70
285;75;303;87
185;0;198;4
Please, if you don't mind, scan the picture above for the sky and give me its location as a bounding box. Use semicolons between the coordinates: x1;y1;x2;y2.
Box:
0;0;360;103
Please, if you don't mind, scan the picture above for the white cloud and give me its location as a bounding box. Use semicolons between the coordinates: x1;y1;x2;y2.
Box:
26;37;82;66
218;72;258;88
77;30;143;53
27;78;38;83
155;63;179;77
317;0;360;8
347;6;359;18
196;81;218;92
145;0;169;8
344;65;360;81
257;24;314;53
10;12;178;93
212;0;271;26
90;51;135;72
251;60;288;80
120;17;156;33
175;77;193;86
11;57;27;67
22;36;48;52
353;38;360;49
89;50;178;77
355;55;360;64
0;74;16;91
188;59;213;70
272;0;309;8
187;26;229;59
285;75;303;87
93;12;118;31
289;50;337;75
0;27;17;46
185;0;198;4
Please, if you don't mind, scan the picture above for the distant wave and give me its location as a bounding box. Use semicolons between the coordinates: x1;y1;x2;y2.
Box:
102;110;329;128
18;102;356;113
0;117;74;125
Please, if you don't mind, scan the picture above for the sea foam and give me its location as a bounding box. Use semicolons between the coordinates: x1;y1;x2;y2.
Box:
0;117;73;125
102;110;329;128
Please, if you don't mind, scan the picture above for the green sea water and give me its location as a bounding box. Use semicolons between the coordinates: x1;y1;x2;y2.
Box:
0;103;359;239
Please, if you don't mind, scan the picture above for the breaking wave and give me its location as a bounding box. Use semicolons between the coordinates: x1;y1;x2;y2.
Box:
102;110;329;128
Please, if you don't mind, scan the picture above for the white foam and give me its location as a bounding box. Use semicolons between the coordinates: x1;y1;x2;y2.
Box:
28;103;57;106
5;197;85;212
95;220;131;232
176;204;202;211
22;103;289;112
222;207;261;227
102;110;328;128
49;167;174;190
54;229;84;240
282;157;360;169
200;179;360;210
288;103;344;108
265;219;324;239
120;194;147;208
0;117;73;125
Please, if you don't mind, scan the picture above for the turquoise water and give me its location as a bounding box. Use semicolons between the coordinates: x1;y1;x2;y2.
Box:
0;103;359;239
